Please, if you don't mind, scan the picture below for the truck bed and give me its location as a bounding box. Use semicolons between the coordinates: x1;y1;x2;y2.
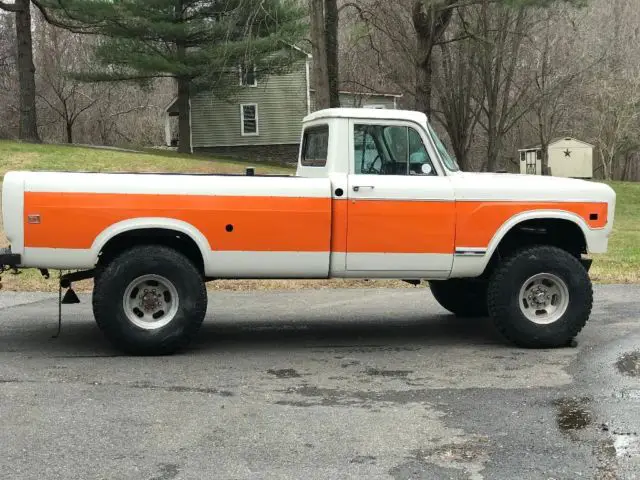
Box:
4;171;335;278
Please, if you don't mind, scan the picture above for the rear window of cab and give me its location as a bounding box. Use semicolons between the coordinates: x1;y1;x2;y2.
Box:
301;125;329;167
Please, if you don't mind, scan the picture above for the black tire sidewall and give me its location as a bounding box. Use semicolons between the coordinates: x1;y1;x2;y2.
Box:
488;246;592;347
93;246;207;355
430;279;489;317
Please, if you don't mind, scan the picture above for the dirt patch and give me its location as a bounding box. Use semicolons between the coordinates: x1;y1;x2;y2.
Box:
616;351;640;377
553;396;592;431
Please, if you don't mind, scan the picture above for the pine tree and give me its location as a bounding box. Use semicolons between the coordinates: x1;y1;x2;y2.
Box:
36;0;307;153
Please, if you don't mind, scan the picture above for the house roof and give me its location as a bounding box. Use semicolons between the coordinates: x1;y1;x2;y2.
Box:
165;98;179;115
518;137;594;151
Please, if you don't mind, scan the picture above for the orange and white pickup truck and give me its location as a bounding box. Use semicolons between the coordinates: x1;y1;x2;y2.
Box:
1;108;616;355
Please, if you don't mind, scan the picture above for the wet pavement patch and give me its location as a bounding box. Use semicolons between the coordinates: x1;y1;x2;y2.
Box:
267;368;301;378
595;439;619;480
554;397;592;431
129;382;234;396
150;463;180;480
389;445;485;480
612;389;640;400
365;367;413;378
341;360;361;368
275;385;432;408
616;351;640;377
388;456;466;480
350;455;377;464
613;434;640;458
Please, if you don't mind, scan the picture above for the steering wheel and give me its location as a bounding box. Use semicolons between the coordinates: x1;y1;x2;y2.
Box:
366;155;382;174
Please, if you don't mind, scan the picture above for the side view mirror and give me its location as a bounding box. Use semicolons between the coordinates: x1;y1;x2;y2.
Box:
421;163;433;175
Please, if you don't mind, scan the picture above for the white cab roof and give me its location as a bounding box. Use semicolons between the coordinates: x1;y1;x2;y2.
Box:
303;108;428;125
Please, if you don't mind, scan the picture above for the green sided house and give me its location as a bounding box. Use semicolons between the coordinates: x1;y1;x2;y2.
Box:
164;48;402;163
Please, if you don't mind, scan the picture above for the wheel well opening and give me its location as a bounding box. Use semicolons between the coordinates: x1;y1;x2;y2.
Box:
97;228;205;273
483;218;588;277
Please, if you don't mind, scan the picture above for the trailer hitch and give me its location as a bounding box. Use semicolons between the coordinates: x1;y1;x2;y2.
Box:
52;269;96;338
0;248;21;290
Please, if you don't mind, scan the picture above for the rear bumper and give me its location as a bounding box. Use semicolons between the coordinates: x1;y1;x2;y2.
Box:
0;247;21;268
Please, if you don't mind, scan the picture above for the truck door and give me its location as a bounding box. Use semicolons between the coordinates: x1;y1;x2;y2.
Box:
345;119;456;277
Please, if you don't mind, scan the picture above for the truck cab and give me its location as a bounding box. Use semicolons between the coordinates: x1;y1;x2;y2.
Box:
296;108;458;278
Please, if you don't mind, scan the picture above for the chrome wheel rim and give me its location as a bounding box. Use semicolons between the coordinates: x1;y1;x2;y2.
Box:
123;274;179;330
518;273;569;325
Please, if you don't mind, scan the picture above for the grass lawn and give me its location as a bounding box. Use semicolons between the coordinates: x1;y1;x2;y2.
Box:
0;140;291;180
0;140;638;291
589;181;640;283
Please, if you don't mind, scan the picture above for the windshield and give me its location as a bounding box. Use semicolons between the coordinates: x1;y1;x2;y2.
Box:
427;123;460;172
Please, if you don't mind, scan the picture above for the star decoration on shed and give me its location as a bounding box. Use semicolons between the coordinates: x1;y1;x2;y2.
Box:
564;149;571;158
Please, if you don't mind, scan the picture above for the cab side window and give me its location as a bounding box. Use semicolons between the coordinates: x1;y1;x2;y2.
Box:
301;125;329;167
353;124;436;176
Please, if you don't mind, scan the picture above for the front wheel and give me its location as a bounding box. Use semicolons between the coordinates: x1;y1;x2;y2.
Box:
92;245;208;355
487;246;593;348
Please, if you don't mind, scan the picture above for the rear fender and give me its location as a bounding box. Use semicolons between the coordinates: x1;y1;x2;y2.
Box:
91;218;212;270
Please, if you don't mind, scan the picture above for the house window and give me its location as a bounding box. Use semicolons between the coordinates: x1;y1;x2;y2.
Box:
240;104;259;136
239;64;257;87
301;125;329;167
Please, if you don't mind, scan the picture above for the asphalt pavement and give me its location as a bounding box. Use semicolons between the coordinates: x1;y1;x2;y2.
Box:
0;285;639;480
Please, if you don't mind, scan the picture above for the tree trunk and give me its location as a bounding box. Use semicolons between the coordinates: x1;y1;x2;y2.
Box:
540;144;550;175
176;76;192;154
14;0;40;143
310;0;329;110
324;0;340;108
415;49;433;118
66;121;73;143
486;118;499;172
622;151;632;180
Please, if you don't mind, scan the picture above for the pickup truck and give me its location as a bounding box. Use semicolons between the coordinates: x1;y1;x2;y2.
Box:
0;108;616;355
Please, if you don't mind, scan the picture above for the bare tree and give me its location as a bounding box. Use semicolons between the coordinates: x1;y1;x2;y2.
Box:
338;0;418;101
412;0;457;117
34;20;98;143
433;22;482;170
470;1;532;171
0;0;40;142
569;0;640;180
0;13;19;139
310;0;340;109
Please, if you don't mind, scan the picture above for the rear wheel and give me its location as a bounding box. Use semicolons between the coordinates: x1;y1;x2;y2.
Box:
487;245;592;348
429;279;489;317
92;245;207;355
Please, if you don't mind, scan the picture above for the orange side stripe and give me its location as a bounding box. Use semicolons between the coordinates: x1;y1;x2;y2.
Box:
455;201;608;248
346;200;456;253
330;199;349;253
24;192;608;255
24;192;332;251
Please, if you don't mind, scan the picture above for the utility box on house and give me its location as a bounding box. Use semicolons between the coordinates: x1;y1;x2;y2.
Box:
518;137;594;178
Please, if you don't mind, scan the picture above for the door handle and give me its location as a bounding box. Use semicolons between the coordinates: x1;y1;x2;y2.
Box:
353;185;375;192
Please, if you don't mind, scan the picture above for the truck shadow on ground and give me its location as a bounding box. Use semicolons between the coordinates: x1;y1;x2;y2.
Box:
193;314;505;352
0;313;505;356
